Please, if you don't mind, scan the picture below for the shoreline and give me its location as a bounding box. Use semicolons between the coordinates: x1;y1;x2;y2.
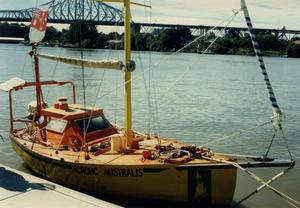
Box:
0;42;291;58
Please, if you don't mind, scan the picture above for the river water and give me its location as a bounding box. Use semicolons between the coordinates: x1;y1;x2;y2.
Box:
0;44;299;207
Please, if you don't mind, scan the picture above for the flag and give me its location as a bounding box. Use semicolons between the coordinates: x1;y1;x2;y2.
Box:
29;9;49;43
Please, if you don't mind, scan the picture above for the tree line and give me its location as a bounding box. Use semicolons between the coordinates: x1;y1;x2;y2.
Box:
0;21;299;57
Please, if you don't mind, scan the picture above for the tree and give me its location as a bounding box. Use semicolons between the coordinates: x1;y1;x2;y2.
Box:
155;28;193;51
236;34;252;49
226;28;241;39
0;22;29;38
257;32;284;51
44;26;61;41
178;27;193;43
132;33;155;51
67;21;98;47
287;43;300;58
158;29;181;51
94;32;109;48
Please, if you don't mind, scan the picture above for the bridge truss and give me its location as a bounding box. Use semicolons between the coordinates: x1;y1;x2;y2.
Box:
0;0;124;25
0;1;299;40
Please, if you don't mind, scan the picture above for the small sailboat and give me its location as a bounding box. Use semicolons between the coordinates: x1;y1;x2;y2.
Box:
0;0;295;206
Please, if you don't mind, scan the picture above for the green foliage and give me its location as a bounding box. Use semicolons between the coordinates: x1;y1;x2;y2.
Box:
287;43;300;58
44;26;61;41
226;28;241;39
132;33;155;51
0;22;29;38
67;21;98;47
94;32;109;48
0;21;298;57
257;32;285;51
157;28;181;51
152;27;193;51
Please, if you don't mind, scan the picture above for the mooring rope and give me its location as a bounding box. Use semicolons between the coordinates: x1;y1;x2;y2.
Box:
232;165;296;208
202;156;299;207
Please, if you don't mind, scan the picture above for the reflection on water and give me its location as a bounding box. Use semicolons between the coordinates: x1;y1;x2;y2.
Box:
0;44;299;207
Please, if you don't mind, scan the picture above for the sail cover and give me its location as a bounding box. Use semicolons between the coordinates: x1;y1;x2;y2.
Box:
38;53;123;70
29;8;49;43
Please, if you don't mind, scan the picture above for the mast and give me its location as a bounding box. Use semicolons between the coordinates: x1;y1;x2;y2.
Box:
31;44;42;116
93;0;135;147
124;0;133;147
28;8;49;117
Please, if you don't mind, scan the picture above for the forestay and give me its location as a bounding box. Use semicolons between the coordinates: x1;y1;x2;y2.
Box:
241;0;282;127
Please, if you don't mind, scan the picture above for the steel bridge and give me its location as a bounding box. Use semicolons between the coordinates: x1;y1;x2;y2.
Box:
0;0;124;25
136;23;300;39
0;0;299;39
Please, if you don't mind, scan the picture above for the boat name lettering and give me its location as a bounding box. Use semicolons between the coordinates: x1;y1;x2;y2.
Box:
104;168;143;177
72;166;98;175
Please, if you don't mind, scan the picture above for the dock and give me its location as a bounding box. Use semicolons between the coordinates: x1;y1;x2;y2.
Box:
0;164;121;208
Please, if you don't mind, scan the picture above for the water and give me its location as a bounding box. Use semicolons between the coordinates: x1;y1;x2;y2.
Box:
0;44;299;207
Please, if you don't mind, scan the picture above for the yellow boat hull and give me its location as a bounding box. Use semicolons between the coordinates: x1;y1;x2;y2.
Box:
11;135;237;205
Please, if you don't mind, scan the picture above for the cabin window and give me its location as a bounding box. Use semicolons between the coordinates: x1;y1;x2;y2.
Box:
75;116;111;133
46;119;68;133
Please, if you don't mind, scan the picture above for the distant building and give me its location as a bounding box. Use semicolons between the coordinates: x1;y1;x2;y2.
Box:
0;37;24;44
294;40;300;45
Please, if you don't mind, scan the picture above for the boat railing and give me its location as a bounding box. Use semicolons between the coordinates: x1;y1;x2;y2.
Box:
1;80;77;133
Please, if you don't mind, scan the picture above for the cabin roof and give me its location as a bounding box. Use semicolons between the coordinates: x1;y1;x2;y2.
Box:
0;77;26;92
41;104;103;120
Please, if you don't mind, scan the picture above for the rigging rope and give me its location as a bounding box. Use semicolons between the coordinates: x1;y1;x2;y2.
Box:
144;0;161;138
153;9;241;108
93;9;242;103
144;0;154;137
280;127;294;160
131;22;158;141
71;9;242;145
241;0;282;128
44;48;64;100
203;119;272;146
263;129;276;158
241;0;293;161
79;19;88;159
0;134;5;142
84;9;243;140
113;20;121;124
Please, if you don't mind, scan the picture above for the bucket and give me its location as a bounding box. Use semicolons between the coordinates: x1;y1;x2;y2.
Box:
110;134;126;153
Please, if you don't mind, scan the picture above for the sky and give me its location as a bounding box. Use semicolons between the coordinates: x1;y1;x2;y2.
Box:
0;0;299;31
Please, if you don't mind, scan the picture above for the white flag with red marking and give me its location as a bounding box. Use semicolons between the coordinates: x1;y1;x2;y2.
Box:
29;8;49;43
